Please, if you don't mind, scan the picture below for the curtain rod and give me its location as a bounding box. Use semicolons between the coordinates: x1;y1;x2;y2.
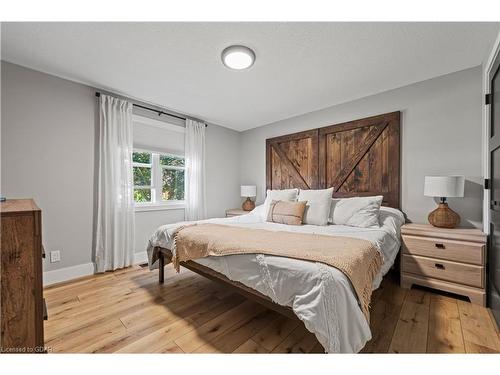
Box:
95;92;207;127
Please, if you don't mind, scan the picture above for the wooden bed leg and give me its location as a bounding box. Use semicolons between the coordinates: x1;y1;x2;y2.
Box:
158;252;165;284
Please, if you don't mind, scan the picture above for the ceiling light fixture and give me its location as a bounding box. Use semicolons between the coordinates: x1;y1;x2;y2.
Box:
221;45;255;70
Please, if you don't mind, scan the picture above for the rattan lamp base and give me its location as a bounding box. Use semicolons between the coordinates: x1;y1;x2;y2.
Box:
428;202;460;229
242;197;255;211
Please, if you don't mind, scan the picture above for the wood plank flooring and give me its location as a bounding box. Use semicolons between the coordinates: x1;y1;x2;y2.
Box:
43;265;500;353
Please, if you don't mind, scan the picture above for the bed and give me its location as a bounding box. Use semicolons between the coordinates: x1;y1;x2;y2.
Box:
146;111;402;353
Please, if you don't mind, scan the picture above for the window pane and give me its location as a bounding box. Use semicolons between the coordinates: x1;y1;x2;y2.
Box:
160;154;185;167
134;188;151;202
133;151;151;164
162;169;185;200
133;166;151;186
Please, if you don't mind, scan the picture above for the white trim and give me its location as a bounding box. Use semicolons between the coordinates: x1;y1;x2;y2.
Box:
133;162;152;168
43;253;151;286
152;152;160;202
134;202;185;212
134;147;185;160
132;114;185;133
161;165;185;171
482;30;500;234
133;251;148;265
43;262;95;286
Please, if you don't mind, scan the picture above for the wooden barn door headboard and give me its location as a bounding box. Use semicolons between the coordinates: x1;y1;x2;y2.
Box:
266;129;319;190
266;111;400;208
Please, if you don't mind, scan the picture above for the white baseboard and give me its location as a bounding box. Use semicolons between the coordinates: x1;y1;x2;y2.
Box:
43;262;95;286
43;252;149;286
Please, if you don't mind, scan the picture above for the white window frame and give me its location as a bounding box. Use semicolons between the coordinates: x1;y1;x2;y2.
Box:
133;148;186;211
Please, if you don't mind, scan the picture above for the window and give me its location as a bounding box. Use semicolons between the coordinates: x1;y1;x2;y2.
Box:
133;149;185;206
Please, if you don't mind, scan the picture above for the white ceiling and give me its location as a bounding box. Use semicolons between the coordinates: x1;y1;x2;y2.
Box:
2;22;499;131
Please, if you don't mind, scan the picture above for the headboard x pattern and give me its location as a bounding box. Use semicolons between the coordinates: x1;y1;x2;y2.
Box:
265;111;400;208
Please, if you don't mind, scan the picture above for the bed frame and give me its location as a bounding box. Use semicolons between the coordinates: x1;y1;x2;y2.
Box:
156;111;401;319
156;248;297;319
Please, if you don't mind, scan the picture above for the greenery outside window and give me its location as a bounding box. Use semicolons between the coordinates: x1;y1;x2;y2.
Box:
133;149;185;208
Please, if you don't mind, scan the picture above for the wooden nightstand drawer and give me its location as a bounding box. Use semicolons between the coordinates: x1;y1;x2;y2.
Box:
402;235;485;265
400;223;487;306
402;254;484;288
226;209;248;217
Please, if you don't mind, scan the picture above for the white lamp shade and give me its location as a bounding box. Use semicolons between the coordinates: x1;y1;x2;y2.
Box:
424;176;465;198
241;185;257;197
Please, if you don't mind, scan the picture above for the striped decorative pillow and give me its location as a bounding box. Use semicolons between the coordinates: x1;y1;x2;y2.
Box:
266;200;307;226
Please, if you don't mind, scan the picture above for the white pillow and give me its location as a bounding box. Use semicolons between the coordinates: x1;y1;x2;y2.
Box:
330;195;383;228
248;204;267;221
298;187;334;226
378;206;405;237
379;206;405;226
263;188;299;217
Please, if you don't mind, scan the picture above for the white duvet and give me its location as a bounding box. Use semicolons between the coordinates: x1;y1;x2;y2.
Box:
146;205;405;353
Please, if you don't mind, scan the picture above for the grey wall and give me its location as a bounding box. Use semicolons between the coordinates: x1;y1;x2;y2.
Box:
240;66;484;228
2;62;96;272
1;61;241;272
0;60;485;276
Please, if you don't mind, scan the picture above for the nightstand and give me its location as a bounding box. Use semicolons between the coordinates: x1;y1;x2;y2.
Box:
225;208;248;217
400;223;487;306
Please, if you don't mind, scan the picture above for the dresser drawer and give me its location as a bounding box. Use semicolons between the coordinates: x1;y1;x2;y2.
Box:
402;254;484;288
402;235;484;265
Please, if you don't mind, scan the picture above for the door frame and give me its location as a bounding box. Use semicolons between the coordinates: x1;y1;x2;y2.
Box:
483;31;500;234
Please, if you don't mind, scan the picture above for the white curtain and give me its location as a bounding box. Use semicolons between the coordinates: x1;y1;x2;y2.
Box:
95;94;135;272
184;119;207;221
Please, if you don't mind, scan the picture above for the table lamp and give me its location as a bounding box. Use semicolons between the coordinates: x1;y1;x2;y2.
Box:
424;176;464;228
241;185;257;211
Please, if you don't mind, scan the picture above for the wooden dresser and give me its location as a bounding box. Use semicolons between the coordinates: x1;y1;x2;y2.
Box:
1;199;45;353
401;223;487;306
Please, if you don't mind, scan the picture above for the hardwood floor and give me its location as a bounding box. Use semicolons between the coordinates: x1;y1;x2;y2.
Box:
43;265;500;353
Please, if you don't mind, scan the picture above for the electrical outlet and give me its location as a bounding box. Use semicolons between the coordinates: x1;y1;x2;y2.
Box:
50;250;61;263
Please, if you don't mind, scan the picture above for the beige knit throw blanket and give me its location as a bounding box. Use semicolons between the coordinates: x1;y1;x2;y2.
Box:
172;223;382;320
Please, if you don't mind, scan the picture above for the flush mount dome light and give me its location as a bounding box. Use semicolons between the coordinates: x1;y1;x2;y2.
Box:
221;45;255;70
